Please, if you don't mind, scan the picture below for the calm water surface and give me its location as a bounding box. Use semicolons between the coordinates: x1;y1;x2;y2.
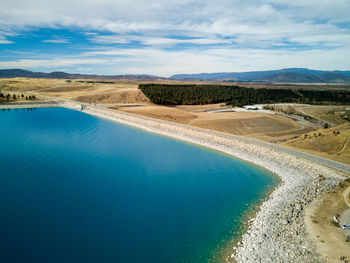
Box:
0;108;278;263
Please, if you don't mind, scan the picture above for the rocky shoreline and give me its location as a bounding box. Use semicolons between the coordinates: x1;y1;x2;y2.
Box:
0;102;62;109
3;103;347;262
79;105;346;263
232;173;342;263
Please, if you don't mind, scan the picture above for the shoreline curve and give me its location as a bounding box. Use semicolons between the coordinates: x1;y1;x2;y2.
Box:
1;102;348;262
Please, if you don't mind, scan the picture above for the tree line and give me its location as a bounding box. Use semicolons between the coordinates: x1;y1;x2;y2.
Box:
0;91;36;101
139;84;350;106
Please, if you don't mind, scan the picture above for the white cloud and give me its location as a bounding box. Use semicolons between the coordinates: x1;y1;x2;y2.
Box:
0;36;13;44
0;58;107;69
11;51;34;54
0;1;349;37
88;35;130;44
42;37;70;43
1;45;349;76
89;35;233;46
0;0;349;73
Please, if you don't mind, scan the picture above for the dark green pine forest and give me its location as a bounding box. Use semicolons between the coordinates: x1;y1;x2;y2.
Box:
139;84;350;106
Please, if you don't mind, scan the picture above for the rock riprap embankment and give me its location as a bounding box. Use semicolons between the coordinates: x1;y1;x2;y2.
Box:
79;105;346;263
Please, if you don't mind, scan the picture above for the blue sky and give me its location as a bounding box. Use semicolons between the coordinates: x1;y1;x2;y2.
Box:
0;0;350;77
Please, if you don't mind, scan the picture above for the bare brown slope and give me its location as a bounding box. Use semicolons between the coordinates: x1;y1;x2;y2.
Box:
305;180;350;263
282;123;350;164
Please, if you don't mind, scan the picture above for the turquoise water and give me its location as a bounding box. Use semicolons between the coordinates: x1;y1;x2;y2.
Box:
0;108;278;263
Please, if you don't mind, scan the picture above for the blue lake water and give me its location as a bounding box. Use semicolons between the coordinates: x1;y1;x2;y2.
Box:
0;107;278;263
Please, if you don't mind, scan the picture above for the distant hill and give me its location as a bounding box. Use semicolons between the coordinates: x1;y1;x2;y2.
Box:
0;69;163;81
170;68;350;83
2;68;350;83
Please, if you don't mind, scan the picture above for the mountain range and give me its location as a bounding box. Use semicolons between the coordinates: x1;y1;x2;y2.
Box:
170;68;350;83
0;69;162;81
1;68;350;83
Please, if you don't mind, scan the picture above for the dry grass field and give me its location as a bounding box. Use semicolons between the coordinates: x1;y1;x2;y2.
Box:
117;104;314;141
0;78;148;105
297;105;350;126
112;105;197;124
267;104;350;126
39;82;148;104
0;78;69;92
281;123;350;164
190;111;309;140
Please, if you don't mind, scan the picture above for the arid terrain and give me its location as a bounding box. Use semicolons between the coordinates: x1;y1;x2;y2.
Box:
1;77;349;164
305;179;350;263
115;104;313;141
0;78;147;104
282;123;350;164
